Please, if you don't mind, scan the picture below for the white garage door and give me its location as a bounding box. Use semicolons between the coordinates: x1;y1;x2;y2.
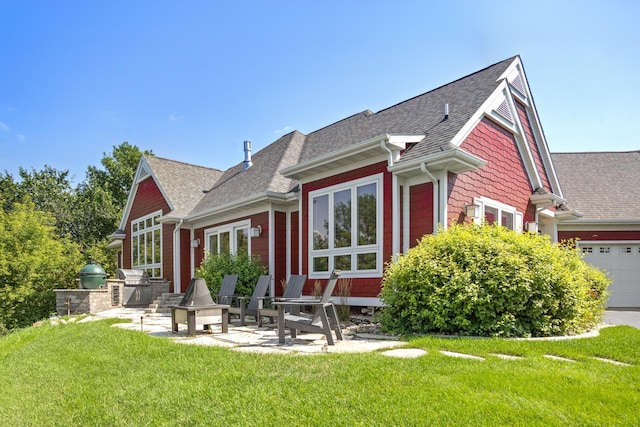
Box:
579;243;640;308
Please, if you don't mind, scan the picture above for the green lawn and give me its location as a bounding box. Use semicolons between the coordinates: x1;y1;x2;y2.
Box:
0;319;638;426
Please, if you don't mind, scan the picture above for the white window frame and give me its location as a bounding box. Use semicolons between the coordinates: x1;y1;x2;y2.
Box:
204;220;251;257
131;210;163;278
308;173;383;278
474;197;523;232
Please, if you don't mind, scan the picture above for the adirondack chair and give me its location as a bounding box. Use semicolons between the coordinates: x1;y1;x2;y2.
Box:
228;275;271;325
213;274;238;305
274;270;343;345
257;274;306;327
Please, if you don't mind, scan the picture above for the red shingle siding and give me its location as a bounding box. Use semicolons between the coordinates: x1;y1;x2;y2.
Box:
179;229;191;292
451;118;536;224
515;100;552;191
124;177;173;283
559;230;640;242
409;183;434;246
301;161;391;299
273;211;287;290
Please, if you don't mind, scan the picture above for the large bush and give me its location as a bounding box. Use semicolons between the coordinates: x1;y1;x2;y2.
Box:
379;224;610;337
195;253;267;298
0;202;83;331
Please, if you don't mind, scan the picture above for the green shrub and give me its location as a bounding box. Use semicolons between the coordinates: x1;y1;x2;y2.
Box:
195;252;267;298
378;224;610;337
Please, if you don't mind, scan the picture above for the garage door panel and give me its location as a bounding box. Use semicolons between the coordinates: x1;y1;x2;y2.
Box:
580;243;640;308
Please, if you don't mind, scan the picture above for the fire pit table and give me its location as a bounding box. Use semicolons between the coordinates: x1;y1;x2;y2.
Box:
170;304;230;336
169;277;231;336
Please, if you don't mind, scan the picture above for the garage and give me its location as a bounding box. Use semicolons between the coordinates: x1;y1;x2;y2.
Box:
579;242;640;308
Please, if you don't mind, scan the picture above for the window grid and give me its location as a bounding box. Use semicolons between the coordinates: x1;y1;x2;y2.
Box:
131;211;162;278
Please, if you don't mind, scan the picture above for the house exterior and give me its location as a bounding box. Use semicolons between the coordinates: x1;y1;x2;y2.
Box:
109;55;584;308
552;151;640;308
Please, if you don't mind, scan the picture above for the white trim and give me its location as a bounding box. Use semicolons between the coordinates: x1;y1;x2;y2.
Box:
473;197;523;231
204;219;252;256
130;210;163;278
268;204;275;297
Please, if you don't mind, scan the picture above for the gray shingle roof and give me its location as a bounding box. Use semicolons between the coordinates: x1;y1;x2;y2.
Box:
189;131;304;216
144;56;520;220
298;56;517;165
144;155;223;217
551;151;640;221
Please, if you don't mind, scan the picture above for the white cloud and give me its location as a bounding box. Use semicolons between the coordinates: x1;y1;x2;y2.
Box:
169;114;183;122
274;125;293;134
0;121;10;132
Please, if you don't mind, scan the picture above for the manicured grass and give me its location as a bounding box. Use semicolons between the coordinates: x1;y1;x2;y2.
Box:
0;320;638;426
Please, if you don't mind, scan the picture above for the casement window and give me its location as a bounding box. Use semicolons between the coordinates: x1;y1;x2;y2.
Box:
131;211;162;277
309;174;382;277
474;197;523;232
205;220;250;257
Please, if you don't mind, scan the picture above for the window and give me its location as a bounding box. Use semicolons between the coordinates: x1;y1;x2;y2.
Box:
205;220;250;257
309;174;382;277
131;211;162;278
475;197;522;232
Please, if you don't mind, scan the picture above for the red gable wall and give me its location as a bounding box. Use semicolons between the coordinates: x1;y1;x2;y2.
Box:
125;177;173;283
449;117;536;224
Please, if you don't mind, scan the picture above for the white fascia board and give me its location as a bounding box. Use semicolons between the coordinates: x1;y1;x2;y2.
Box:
558;220;640;230
184;191;296;223
281;133;424;179
389;148;486;176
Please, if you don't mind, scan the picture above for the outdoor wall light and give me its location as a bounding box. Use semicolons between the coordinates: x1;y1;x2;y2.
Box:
190;238;200;248
464;203;481;219
250;225;262;238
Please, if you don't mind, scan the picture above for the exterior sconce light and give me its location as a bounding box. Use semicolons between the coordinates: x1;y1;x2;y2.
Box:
250;225;262;238
525;221;538;233
190;238;200;248
464;203;481;219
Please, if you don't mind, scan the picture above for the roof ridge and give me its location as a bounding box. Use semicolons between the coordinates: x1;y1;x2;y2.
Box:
308;110;374;136
145;154;223;172
375;56;519;116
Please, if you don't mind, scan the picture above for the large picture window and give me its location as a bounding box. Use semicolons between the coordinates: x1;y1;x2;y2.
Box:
309;174;382;277
205;220;250;257
131;211;162;278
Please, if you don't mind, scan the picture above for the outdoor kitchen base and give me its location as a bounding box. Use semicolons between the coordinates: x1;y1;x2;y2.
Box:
170;305;230;336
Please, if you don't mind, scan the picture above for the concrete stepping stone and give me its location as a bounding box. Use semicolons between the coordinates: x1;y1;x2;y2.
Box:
440;350;485;361
489;353;524;360
381;348;427;358
593;357;632;367
544;354;576;362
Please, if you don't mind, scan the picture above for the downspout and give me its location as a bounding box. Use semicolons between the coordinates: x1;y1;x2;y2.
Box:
381;137;401;255
420;162;440;234
173;219;184;294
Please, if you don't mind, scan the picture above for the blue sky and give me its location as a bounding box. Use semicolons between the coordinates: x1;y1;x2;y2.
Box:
1;1;638;184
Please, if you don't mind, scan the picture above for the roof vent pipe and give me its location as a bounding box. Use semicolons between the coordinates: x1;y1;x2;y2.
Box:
444;103;449;120
243;140;253;170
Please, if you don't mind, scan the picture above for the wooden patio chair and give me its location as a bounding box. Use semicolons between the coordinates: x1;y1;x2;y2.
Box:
228;275;271;325
274;270;343;345
257;274;306;326
213;274;238;305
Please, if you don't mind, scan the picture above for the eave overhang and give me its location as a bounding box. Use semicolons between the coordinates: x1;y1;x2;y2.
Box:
106;230;125;249
281;134;425;181
529;192;566;209
388;148;486;178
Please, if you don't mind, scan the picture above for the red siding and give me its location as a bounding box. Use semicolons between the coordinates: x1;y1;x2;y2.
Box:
450;118;536;224
179;229;191;292
274;211;287;293
301;161;391;298
559;230;640;242
290;210;299;276
515;100;552;191
409;183;434;246
124;177;173;284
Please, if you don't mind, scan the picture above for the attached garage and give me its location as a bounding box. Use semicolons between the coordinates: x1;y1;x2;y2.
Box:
578;242;640;308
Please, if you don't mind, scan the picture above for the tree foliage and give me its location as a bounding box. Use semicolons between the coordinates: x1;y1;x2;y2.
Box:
379;224;610;337
0;202;83;331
